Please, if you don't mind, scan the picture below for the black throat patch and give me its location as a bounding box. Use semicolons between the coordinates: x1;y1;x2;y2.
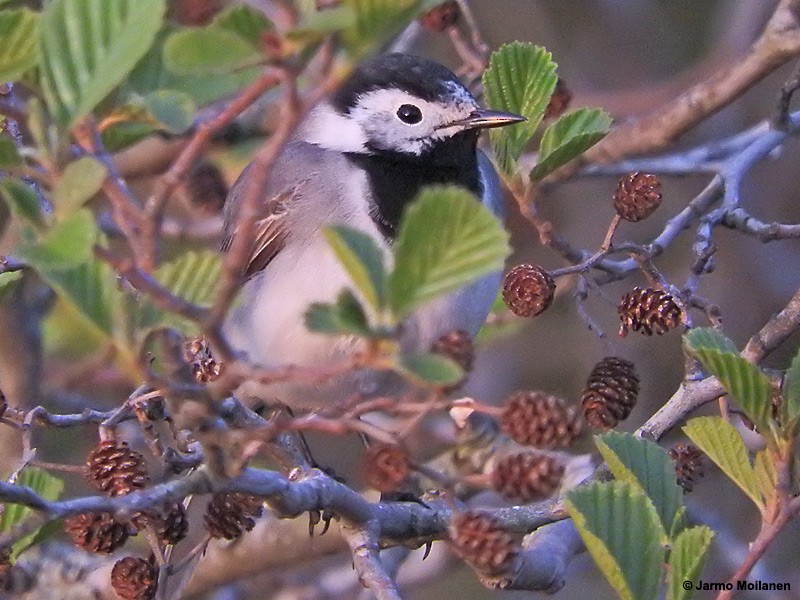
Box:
345;131;482;239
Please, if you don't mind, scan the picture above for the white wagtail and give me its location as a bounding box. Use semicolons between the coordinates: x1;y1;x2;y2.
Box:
223;53;524;409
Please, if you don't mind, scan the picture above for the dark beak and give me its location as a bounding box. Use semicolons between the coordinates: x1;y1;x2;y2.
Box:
442;109;527;131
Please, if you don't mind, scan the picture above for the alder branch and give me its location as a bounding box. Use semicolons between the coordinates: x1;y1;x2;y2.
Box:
584;0;800;164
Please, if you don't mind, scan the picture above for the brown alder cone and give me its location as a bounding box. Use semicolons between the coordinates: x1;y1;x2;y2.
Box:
450;511;518;575
581;357;639;429
361;444;411;493
186;161;228;215
63;512;130;554
669;444;705;493
500;390;583;449
203;492;264;540
85;440;149;496
502;264;556;318
618;287;682;336
134;502;189;546
613;172;662;222
111;556;158;600
491;453;564;501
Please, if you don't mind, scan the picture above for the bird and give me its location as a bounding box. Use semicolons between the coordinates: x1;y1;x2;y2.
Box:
222;53;524;409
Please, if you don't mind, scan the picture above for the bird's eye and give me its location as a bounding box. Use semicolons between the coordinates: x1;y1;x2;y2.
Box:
396;104;423;124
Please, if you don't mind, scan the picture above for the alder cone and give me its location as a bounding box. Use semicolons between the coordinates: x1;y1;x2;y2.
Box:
500;390;583;449
581;357;639;429
502;264;556;318
361;444;411;494
450;511;518;575
618;287;682;336
111;556;158;600
613;172;662;222
545;78;572;119
491;453;564;501
134;502;188;546
86;440;149;496
63;512;130;554
669;443;705;493
203;492;263;540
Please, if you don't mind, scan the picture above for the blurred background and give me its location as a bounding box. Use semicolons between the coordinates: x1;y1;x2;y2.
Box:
2;1;800;598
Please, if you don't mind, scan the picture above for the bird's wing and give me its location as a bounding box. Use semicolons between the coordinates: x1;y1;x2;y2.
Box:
221;174;307;279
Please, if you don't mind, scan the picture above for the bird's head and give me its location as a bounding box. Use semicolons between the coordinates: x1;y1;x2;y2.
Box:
300;53;525;157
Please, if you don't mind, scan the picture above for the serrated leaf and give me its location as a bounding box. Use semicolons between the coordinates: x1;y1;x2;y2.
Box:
164;28;263;76
683;416;763;509
781;345;800;434
36;257;120;335
531;108;611;179
305;290;371;336
388;186;510;319
684;327;738;354
142;90;196;134
17;209;97;271
483;42;557;175
595;431;682;536
0;178;47;229
753;449;776;505
324;225;386;311
567;481;665;600
212;4;272;46
667;526;714;600
0;137;22;168
684;328;772;437
398;352;463;386
136;250;221;333
39;0;167;126
100;120;155;152
0;468;64;559
52;157;107;219
0;8;39;82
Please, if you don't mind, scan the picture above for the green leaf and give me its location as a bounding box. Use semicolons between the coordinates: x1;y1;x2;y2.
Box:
595;431;682;536
36;257;120;335
342;0;434;58
753;449;776;504
52;157;107;219
0;8;39;82
0;137;22;168
388;186;510;319
398;352;464;386
100;120;155;152
304;290;371;336
212;4;273;46
566;481;665;600
324;225;387;312
684;328;772;437
667;526;714;600
0;467;64;559
483;42;557;175
531;108;611;179
136;250;221;333
39;0;167;126
287;5;357;43
781;345;800;434
0;178;47;229
141;90;196;134
17;209;97;270
164;28;263;76
0;271;22;303
683;416;763;509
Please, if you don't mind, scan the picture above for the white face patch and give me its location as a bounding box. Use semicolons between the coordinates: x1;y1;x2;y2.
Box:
299;102;369;153
302;87;479;155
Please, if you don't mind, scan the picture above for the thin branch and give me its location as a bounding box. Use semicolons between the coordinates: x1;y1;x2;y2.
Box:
343;522;403;600
585;0;800;164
